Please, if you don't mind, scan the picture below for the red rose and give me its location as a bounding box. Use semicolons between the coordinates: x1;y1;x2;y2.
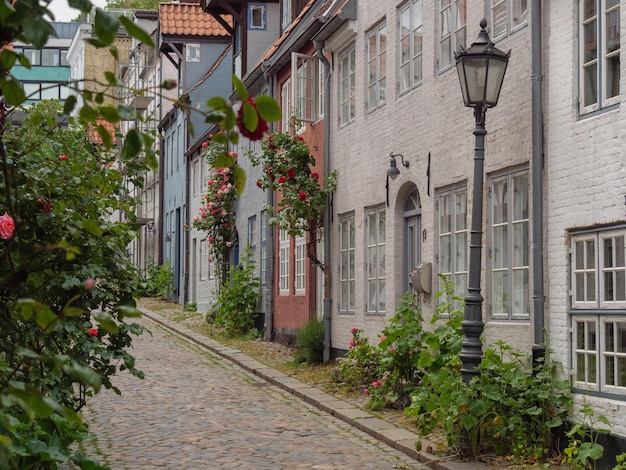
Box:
278;176;286;184
59;155;68;161
288;168;295;179
37;198;52;214
311;172;319;180
237;97;268;141
299;191;308;201
256;180;263;188
297;135;304;141
88;328;98;337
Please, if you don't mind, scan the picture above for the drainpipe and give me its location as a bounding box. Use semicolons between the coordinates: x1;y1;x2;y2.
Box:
314;38;332;364
262;62;275;342
531;0;545;365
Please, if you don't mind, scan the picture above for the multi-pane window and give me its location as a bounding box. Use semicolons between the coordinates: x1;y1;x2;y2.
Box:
439;0;466;71
490;170;529;320
573;315;626;396
200;239;208;281
248;215;257;266
490;0;528;40
572;229;626;309
295;231;306;294
281;0;292;32
366;23;387;112
281;78;291;132
279;228;290;294
398;0;423;93
13;47;70;67
292;53;322;123
339;46;356;126
339;215;356;315
260;210;268;286
24;82;71;102
579;0;620;113
438;187;468;307
367;208;386;315
318;59;325;119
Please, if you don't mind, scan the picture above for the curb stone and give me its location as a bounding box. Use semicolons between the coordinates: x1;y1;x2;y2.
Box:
138;307;488;470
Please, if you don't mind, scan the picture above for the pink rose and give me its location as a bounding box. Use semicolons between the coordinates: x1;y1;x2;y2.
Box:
363;388;369;395
349;338;355;348
202;141;208;148
0;213;15;240
350;326;359;335
379;336;386;342
84;278;96;291
226;241;232;248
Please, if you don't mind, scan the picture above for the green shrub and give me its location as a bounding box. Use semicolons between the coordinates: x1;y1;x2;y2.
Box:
137;259;174;298
337;327;384;388
295;318;324;364
207;247;260;336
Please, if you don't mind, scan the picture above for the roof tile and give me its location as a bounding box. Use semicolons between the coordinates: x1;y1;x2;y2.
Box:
159;2;231;38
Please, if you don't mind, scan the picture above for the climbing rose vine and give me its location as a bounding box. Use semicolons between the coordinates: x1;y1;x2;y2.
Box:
250;127;337;240
191;138;237;285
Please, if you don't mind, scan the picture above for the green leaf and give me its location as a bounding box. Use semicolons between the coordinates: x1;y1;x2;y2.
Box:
104;71;117;84
233;75;248;101
6;386;54;419
93;311;119;334
211;132;227;145
214;152;235;169
115;305;142;318
63;95;77;114
93;9;119;46
63;363;102;393
2;76;25;106
256;95;281;122
206;96;228;110
0;49;17;70
96;125;113;148
234;165;246;195
64;307;84;317
117;104;138;120
68;0;93;13
99;105;120;123
121;128;142;161
79;105;98;123
81;219;104;236
223;107;236;130
0;0;15;21
242;101;258;132
20;16;55;49
119;16;155;48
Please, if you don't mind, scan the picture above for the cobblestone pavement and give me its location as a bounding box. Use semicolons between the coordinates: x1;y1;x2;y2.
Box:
79;316;429;469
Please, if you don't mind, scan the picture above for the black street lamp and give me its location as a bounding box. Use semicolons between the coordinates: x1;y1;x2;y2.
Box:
455;19;510;384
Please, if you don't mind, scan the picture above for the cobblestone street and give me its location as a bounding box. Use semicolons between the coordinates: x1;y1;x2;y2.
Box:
78;314;431;469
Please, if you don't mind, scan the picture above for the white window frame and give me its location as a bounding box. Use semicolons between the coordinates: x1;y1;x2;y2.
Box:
339;215;356;315
292;52;319;123
339;46;356;127
366;207;386;315
318;58;325;119
439;0;466;71
437;186;468;308
281;78;291;133
489;170;530;320
490;0;528;41
200;239;207;281
366;22;387;112
248;215;257;268
186;44;200;62
193;158;200;196
260;210;268;286
579;0;620;114
281;0;292;32
279;228;290;294
249;3;266;30
572;314;626;396
295;231;306;294
398;0;423;94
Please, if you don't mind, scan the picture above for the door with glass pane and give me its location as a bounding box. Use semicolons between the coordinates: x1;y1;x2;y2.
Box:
403;189;421;294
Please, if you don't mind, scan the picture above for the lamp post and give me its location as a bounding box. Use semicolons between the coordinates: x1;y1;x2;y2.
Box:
455;19;510;384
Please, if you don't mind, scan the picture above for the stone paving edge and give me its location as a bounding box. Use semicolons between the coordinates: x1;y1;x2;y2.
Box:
138;307;480;470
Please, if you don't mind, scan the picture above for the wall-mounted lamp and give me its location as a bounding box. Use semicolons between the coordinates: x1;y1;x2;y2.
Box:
387;153;409;180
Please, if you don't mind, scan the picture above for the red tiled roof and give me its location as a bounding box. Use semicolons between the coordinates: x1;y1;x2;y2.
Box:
89;119;118;145
159;2;231;37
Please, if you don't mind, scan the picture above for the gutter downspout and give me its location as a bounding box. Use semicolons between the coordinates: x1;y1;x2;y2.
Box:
531;0;545;365
262;61;275;342
314;38;332;364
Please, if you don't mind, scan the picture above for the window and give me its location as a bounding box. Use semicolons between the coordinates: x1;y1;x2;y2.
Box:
489;170;529;320
579;0;620;113
193;159;200;196
281;0;292;32
339;215;356;314
292;52;322;123
249;3;266;30
42;49;60;67
339;46;356;126
438;186;468;307
261;210;268;286
318;58;325;119
366;23;387;112
490;0;527;40
279;228;290;294
186;44;200;62
281;78;291;132
367;207;386;315
200;239;208;281
248;215;257;266
439;0;466;71
295;230;306;294
399;0;423;93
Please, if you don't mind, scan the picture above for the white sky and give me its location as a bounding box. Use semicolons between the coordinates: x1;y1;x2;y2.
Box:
48;0;107;22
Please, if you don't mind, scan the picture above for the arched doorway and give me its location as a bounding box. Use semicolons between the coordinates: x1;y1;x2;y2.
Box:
402;188;421;294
